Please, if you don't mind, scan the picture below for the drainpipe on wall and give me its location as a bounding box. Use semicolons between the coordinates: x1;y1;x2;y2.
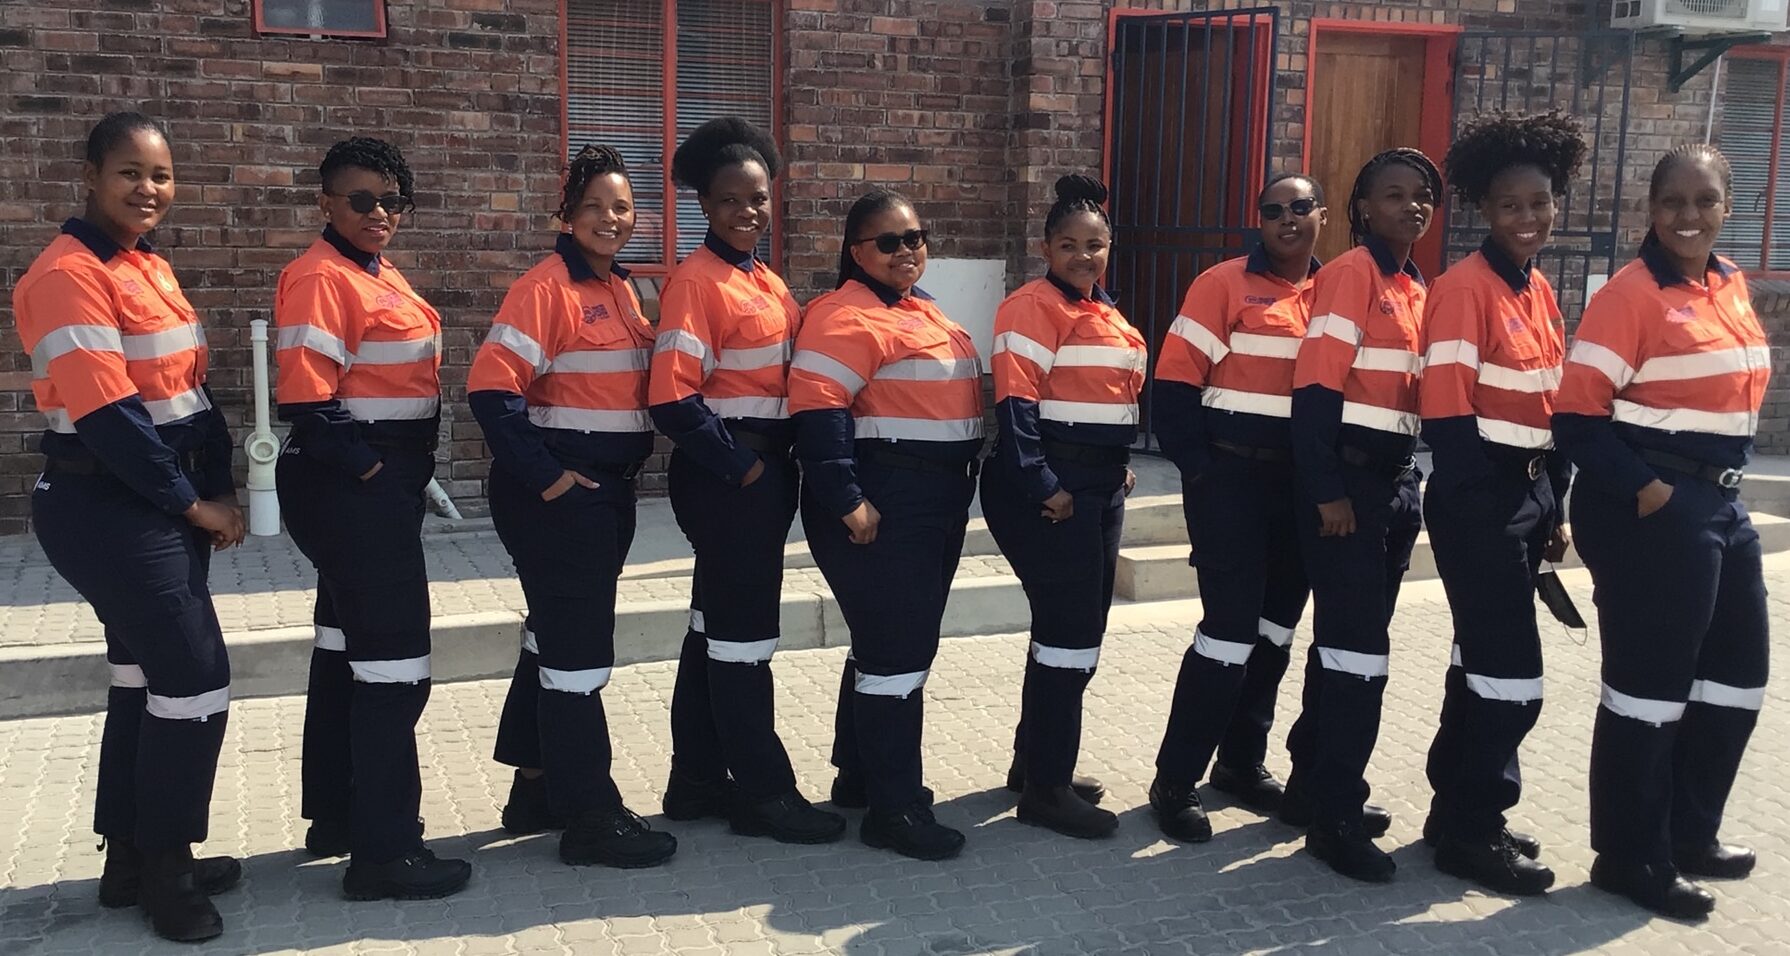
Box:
1706;54;1723;144
243;319;283;536
423;478;462;520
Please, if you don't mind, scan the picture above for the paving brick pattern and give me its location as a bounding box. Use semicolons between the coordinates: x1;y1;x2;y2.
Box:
1;562;1787;954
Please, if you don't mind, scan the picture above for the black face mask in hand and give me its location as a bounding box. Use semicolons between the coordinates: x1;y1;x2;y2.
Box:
1535;568;1586;629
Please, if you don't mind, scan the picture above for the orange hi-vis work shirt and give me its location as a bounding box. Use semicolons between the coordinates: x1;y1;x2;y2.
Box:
1154;246;1318;472
1553;234;1768;498
12;218;226;514
1419;239;1566;464
648;232;801;483
468;233;655;493
1291;235;1427;503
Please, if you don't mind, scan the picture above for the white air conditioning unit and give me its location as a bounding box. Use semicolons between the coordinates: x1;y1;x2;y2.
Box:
1611;0;1789;32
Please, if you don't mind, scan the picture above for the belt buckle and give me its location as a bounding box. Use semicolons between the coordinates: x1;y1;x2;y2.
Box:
1526;456;1544;481
1395;455;1417;478
1718;468;1744;489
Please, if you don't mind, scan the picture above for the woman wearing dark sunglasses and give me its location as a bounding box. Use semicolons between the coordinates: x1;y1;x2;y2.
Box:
273;137;471;900
980;174;1143;840
1149;172;1326;846
1417;111;1587;898
789;190;983;860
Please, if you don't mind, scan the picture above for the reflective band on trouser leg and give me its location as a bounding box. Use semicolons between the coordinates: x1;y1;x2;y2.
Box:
146;686;231;721
708;637;779;664
1030;641;1100;671
1451;645;1545;703
689;609;706;634
1600;683;1687;725
1192;629;1253;666
855;669;929;698
314;625;347;652
1318;647;1389;679
537;665;613;695
522;629;539;654
109;663;148;688
1258;618;1295;648
350;655;432;684
1688;679;1766;710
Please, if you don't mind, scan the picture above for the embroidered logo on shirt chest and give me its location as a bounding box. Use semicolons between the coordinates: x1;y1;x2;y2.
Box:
739;294;772;313
583;304;610;323
1505;315;1527;334
375;292;405;310
1243;294;1278;306
1664;305;1698;324
897;316;924;331
119;278;145;296
1378;297;1397;316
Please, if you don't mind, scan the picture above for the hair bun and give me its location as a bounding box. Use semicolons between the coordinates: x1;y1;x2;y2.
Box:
1054;174;1108;206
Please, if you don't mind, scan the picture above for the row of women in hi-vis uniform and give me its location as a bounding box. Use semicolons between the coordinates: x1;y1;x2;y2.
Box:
12;108;1765;944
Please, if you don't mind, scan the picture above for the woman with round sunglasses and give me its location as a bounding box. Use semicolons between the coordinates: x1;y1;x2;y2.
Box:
1417;111;1587;898
1149;172;1326;845
274;137;471;900
789;190;982;860
649;118;844;845
14;111;244;942
1555;144;1767;920
471;144;678;870
981;174;1142;840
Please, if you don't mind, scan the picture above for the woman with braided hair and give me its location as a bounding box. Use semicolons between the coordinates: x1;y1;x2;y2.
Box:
275;136;472;899
1283;146;1441;883
981;174;1142;839
1417;111;1586;897
468;143;677;869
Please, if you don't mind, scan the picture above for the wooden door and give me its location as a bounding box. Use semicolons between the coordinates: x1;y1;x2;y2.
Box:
1308;32;1432;268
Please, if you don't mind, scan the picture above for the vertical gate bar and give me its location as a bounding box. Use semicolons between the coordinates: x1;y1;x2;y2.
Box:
1609;32;1632;276
1544;35;1559;114
1499;37;1513;111
1475;38;1488;113
1130;21;1148;235
1264;10;1279;189
1153;21;1171;234
1217;12;1236;230
1193;16;1213;240
1586;43;1608;266
1526;35;1539;112
1240;12;1259;230
1172;16;1192;236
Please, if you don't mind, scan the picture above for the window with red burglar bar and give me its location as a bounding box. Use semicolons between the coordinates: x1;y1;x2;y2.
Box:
1717;50;1790;275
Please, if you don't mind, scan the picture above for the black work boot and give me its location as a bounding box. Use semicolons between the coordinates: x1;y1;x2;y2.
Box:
830;770;933;811
1420;815;1542;860
342;847;472;901
860;802;965;861
500;771;566;835
304;818;351;858
1673;841;1756;879
1590;857;1715;920
1434;832;1556;896
559;807;677;868
730;791;847;844
1005;755;1106;805
138;845;224;942
1209;763;1286;813
1018;784;1118;839
99;839;241;909
1280;785;1391;837
1147;777;1213;843
662;768;734;822
1306;821;1396;883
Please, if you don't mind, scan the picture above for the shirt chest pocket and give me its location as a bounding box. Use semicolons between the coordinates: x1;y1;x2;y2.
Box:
1238;299;1303;337
1659;316;1729;354
1360;303;1419;352
575;314;636;351
1490;314;1550;363
726;300;792;347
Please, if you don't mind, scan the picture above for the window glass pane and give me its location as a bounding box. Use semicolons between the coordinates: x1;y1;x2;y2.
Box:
566;0;668;260
674;0;776;260
259;0;381;33
1716;57;1778;270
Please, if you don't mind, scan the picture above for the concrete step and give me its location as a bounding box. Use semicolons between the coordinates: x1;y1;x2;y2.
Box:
1116;510;1790;602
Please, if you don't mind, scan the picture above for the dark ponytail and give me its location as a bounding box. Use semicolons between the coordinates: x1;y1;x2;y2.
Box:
836;189;913;289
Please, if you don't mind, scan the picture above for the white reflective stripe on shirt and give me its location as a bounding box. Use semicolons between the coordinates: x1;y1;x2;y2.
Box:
875;356;981;381
687;610;705;634
1038;399;1138;426
109;663;147;688
854;416;984;442
522;628;539;654
1465;672;1544;703
350;655;432;684
121;324;206;362
1600;683;1685;724
277;324;349;366
1477;417;1555;449
1229;332;1300;360
342;396;439;421
854;668;929;697
1202;387;1291;419
1306;312;1363;346
1632;346;1773;384
708;637;779;664
538;665;612;694
1568;340;1636;390
791;350;867;397
43;409;75;434
1192;629;1254;665
1259;618;1294;647
352;337;437;365
716;340;792;371
1318;647;1389;679
1031;641;1100;671
144;386;213;424
146;686;230;720
1424;338;1480;371
1352;347;1421;375
1689;678;1766;711
992;330;1057;372
655;329;717;376
1479;362;1563;394
526;406;652;432
1610;400;1756;437
1168;315;1228;364
1055;344;1141;369
1340;401;1419;436
548;348;651;374
33;324;126;377
314;625;347;652
485;323;550;374
708;396;789;419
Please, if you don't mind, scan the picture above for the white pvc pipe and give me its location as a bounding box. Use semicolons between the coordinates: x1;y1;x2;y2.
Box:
423;477;462;520
244;319;283;536
1705;54;1723;144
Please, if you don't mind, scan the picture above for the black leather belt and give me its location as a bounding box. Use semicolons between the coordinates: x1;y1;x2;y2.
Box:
46;449;203;476
732;429;792;457
1041;440;1129;467
1339;445;1416;479
1639;448;1744;489
573;459;645;481
1487;448;1548;481
1211;439;1290;463
856;443;978;477
364;439;437;455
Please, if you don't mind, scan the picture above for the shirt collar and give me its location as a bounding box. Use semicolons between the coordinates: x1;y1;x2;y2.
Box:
61;218;151;263
1362;234;1424;285
852;269;933;307
1244;242;1323;280
1639;229;1737;289
556;232;629;284
322;224;381;275
703;230;755;272
1045;270;1115;306
1478;237;1532;293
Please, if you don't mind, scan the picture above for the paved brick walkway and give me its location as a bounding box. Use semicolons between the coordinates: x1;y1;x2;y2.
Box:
1;562;1787;955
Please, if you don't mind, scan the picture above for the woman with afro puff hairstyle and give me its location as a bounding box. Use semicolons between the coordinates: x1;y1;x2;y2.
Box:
1417;110;1586;898
273;136;472;900
647;118;844;846
468;143;678;870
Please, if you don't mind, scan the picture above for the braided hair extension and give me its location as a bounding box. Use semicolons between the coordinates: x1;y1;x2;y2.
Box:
1346;147;1443;247
671;116;782;196
319;136;414;197
557;143;630;221
1442;110;1587;206
1649;142;1732;202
